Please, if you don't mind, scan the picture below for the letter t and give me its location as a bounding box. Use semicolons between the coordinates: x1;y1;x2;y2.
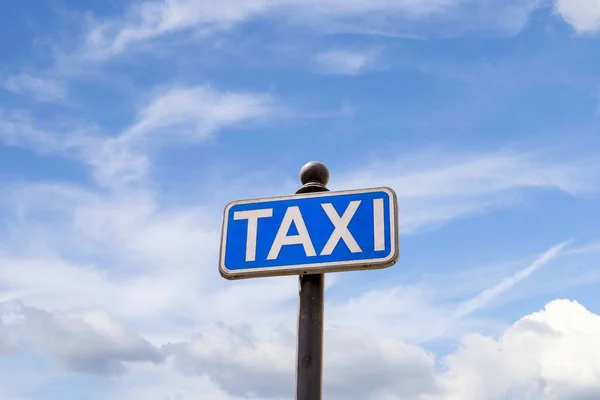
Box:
233;209;273;262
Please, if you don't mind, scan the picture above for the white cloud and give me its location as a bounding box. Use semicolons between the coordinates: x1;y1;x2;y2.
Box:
0;181;299;339
323;327;438;400
555;0;600;34
0;186;220;320
1;74;67;103
313;49;380;75
79;0;544;60
453;240;571;318
0;110;84;154
122;300;600;400
0;3;597;398
0;301;164;375
113;364;246;400
1;115;599;396
82;0;454;58
0;84;275;187
1;176;591;397
0;149;596;325
167;324;295;398
335;151;598;234
84;0;272;59
125;85;274;141
327;284;451;343
431;299;600;400
166;323;438;400
87;85;275;186
325;241;574;346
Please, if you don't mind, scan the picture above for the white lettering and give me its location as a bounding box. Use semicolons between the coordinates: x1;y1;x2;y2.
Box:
320;201;362;256
234;209;273;262
267;206;316;260
373;198;385;251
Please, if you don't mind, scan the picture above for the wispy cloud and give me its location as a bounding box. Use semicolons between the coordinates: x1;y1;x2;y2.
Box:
0;85;276;187
312;48;381;75
78;0;542;61
1;1;599;398
336;151;599;234
92;85;276;186
1;74;67;103
125;85;274;140
453;240;572;319
566;240;600;256
83;0;271;60
0;148;592;347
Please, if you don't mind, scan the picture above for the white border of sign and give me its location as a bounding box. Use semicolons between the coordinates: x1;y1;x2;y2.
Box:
219;187;399;280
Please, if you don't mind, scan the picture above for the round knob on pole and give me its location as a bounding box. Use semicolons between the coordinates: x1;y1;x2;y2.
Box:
297;161;330;194
300;161;329;186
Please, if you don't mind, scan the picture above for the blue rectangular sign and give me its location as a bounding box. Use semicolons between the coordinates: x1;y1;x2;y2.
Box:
219;187;399;279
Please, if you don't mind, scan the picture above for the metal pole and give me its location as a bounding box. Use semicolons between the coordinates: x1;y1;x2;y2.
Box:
294;161;329;400
294;161;330;400
296;273;324;400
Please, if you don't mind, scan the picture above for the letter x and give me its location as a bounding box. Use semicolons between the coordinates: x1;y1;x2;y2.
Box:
320;200;362;255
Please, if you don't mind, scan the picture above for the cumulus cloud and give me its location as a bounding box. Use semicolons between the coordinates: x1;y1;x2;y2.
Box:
113;365;247;400
167;324;295;398
431;299;600;400
154;300;600;400
0;301;164;375
323;328;438;400
4;299;599;399
555;0;600;34
166;324;437;400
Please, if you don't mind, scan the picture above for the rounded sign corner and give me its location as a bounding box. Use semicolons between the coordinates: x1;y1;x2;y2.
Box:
379;186;396;194
385;246;400;266
219;264;238;280
379;186;398;201
222;199;240;216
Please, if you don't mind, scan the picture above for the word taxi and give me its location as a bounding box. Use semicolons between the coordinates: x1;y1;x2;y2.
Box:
219;187;399;279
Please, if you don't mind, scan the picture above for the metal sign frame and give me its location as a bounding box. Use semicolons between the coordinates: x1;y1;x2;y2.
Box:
219;186;399;280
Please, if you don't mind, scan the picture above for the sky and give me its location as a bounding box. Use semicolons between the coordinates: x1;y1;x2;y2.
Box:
0;0;600;399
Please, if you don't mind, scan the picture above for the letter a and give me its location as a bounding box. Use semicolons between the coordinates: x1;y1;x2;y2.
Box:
267;206;316;260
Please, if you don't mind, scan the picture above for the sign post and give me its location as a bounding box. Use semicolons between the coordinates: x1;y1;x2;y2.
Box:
294;162;329;400
219;161;399;400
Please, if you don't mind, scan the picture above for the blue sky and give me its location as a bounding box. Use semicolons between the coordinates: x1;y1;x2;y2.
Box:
1;1;600;399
